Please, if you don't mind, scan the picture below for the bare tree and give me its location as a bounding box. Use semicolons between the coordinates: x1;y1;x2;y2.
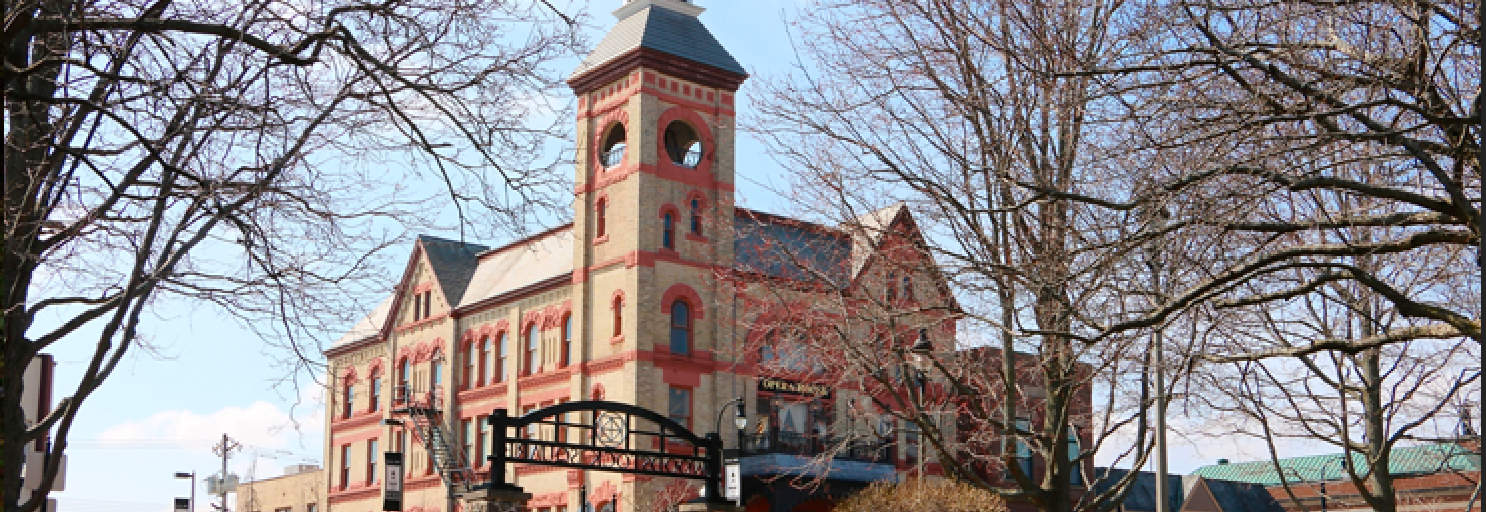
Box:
1;0;584;508
1050;0;1482;510
739;1;1169;511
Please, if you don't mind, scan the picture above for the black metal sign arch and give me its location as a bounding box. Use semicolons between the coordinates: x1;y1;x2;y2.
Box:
487;400;726;503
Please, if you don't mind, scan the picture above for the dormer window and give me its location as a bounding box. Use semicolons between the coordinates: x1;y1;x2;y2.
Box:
663;121;703;168
600;124;627;168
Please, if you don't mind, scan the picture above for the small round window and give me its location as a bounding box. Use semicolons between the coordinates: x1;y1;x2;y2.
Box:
600;123;627;169
663;121;703;168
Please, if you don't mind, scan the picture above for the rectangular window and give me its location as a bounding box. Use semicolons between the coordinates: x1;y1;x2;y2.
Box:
1067;429;1083;486
1010;417;1033;479
496;333;507;382
463;418;475;465
668;387;692;429
462;344;475;389
905;420;920;464
367;439;379;484
339;445;351;490
307;504;317;512
477;416;489;466
370;376;381;412
275;507;292;512
479;337;490;386
342;383;354;419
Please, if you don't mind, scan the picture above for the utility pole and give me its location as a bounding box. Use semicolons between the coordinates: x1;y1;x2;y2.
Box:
212;434;242;512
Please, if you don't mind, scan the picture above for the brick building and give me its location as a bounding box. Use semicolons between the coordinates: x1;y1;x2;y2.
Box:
320;1;1084;511
1188;442;1481;512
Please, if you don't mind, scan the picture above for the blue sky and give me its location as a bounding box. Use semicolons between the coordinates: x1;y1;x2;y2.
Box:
39;2;1301;511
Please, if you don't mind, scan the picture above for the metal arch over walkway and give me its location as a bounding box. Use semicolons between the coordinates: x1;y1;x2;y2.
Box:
486;400;728;504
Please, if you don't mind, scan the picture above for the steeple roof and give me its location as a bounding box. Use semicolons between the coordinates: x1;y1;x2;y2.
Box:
570;0;746;81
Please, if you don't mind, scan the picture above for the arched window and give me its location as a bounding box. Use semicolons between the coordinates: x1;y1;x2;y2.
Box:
561;314;573;367
461;340;475;389
342;380;355;419
689;198;703;235
886;272;898;303
662;212;675;249
902;275;914;302
612;297;624;338
524;325;539;375
431;352;443;391
600;123;627;168
495;332;507;383
670;300;691;355
596;199;607;238
663;121;703;167
397;358;410;404
478;336;490;386
369;370;381;412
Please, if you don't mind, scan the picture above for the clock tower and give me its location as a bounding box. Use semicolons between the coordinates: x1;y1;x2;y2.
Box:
566;0;747;421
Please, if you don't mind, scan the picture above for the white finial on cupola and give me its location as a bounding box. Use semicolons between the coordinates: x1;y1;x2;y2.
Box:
614;0;703;19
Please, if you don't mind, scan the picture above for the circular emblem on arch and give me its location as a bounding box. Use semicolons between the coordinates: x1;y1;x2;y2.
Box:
655;107;715;175
593;411;628;447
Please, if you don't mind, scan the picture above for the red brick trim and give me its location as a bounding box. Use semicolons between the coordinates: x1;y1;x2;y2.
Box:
655;106;716;177
659;283;705;319
568;47;745;94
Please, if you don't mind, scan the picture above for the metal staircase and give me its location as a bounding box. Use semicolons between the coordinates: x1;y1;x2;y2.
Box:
394;381;478;493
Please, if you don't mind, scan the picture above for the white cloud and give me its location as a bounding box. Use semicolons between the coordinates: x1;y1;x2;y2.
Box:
93;400;323;477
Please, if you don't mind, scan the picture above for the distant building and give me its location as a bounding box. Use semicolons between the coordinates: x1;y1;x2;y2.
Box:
237;465;323;512
1189;442;1481;512
1091;468;1285;512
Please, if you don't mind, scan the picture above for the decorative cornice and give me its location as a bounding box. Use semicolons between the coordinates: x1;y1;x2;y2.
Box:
569;47;746;94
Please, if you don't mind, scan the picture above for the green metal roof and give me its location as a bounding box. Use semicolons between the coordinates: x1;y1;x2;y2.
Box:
1189;443;1480;486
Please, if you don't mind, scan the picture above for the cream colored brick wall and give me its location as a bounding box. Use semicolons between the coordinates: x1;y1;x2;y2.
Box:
237;470;323;512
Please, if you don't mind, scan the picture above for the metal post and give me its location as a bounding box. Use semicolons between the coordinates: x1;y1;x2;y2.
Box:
704;433;725;503
490;409;508;489
915;369;927;477
1149;248;1169;512
579;484;587;512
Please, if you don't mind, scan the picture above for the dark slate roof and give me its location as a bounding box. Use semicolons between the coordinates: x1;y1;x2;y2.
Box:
417;234;490;306
1189;443;1481;486
570;3;746;80
733;211;851;285
1202;478;1285;512
1092;468;1185;512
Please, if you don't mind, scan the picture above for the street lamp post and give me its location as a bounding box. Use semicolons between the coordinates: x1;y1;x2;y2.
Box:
713;397;747;506
1319;454;1350;512
1145;209;1171;512
909;333;934;477
174;471;196;512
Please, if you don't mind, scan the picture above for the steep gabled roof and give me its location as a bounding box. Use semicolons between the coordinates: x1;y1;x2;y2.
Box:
844;202;907;279
457;226;575;308
417;234;490;307
733;209;851;286
1092;468;1185;512
570;1;745;81
331;295;395;348
1194;477;1285;512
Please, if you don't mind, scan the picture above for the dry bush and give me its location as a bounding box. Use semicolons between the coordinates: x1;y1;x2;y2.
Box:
836;479;1009;512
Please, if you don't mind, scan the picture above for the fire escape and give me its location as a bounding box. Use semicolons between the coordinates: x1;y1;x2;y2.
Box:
392;370;479;494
